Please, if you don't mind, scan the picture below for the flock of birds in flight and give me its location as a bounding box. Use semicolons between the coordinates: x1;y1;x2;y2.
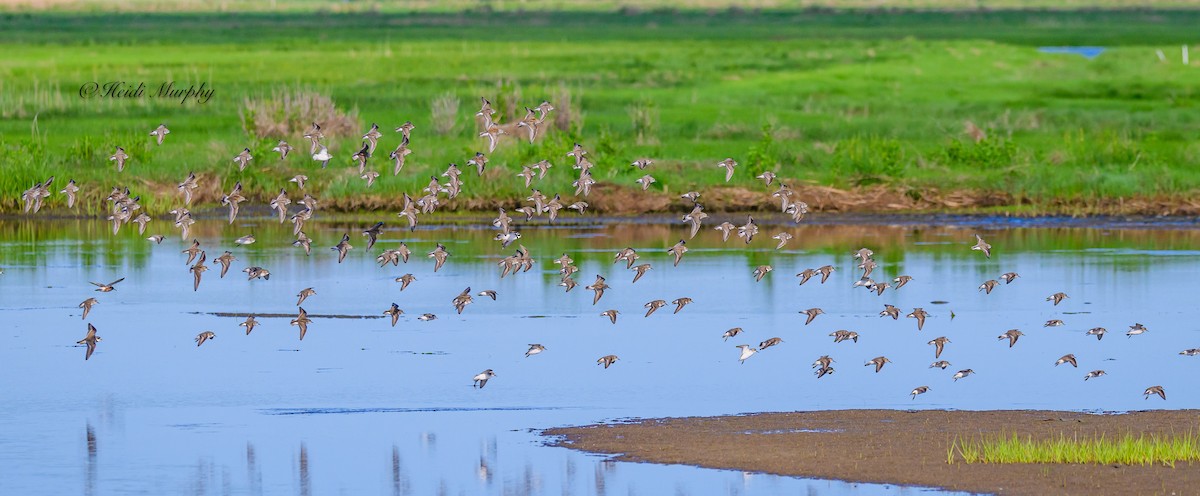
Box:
17;97;1188;400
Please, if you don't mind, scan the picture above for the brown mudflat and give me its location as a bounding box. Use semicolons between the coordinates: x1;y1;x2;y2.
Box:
546;409;1200;496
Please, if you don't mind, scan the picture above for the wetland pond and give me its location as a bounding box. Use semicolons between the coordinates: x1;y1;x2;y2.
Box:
1;214;1197;495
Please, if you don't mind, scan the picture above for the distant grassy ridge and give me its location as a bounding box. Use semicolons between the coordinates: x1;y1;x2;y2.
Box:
1;8;1198;216
5;0;1200;14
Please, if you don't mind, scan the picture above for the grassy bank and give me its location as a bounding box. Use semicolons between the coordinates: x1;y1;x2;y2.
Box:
950;432;1200;467
1;8;1199;215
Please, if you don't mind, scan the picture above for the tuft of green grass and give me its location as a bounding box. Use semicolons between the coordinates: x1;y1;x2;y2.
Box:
948;432;1200;467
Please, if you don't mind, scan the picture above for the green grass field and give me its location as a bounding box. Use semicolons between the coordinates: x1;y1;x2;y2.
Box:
1;7;1198;215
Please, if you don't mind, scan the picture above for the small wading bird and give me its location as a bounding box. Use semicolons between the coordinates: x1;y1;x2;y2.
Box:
596;355;619;369
195;331;215;347
525;344;545;358
735;345;757;364
473;369;496;388
77;324;101;361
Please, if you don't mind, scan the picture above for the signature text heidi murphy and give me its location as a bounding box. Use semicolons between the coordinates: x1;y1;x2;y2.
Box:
78;81;215;105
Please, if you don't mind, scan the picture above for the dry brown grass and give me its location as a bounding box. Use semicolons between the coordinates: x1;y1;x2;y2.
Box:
239;88;359;140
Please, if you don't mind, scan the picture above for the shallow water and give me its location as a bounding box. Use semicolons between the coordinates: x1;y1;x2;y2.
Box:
2;215;1197;495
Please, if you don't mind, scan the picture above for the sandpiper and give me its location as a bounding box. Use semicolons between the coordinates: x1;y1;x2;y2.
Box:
525;344;546;358
893;275;913;289
978;280;998;294
394;273;417;291
1180;349;1200;356
1047;292;1069;306
215;251;235;278
631;263;652;283
332;234;353;263
235;235;256;245
635;175;656;191
1044;319;1065;327
737;216;759;244
428;243;450;272
671;297;693;314
150;124;170;145
831;330;859;343
753;265;772;282
929;337;950;359
110;146;129;172
61;179;79;209
799;308;824;325
772;232;792;250
911;386;930;399
244;266;270;281
597;355;619;369
233;147;253;171
90;277;125;292
998;329;1024;347
147;235;164;244
77;323;101;360
221;182;245;224
1055;354;1077;367
907;308;928;331
999;272;1019;284
273;140;292;159
473;369;496;388
189;251;208;291
383;303;403;327
614;247;639;269
477;290;497;300
735;345;757;364
601;309;619;324
312;145;333;168
1126;323;1148;337
290;307;312;340
667;240;688;267
866;356;892;373
759;337;783;351
644;300;666;317
418;313;438;321
296;287;316;306
796;268;817;285
362;222;384;250
559;276;578;292
1144;386;1166;400
756;170;776;186
816;265;836;284
815;365;835;379
714;222;736;242
930;360;951;369
971;234;991;258
195;331;216;347
1084;370;1106;381
182;240;202;265
79;297;98;320
723;328;744;341
880;304;900;320
717;158;737;182
952;369;975;381
586;275;609;305
1085;327;1107;340
682;204;708;239
241;315;258;335
813;355;834;369
447;286;475;315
